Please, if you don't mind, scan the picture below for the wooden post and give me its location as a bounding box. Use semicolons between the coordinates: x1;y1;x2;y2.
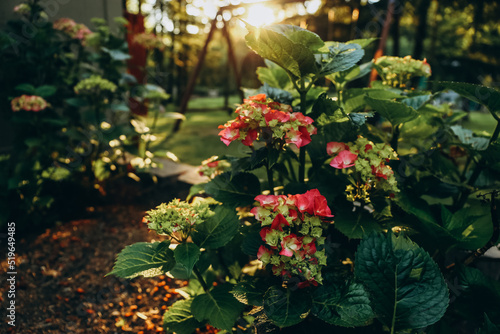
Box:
369;0;395;84
173;11;220;132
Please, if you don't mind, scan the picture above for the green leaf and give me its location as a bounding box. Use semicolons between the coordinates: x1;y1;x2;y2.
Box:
263;286;311;328
327;62;372;87
343;88;402;114
187;182;207;201
333;199;383;239
174;243;201;277
231;276;269;306
317;42;364;76
191;284;245;332
346;38;378;48
15;83;36;94
163;299;204;334
24;137;42;148
311;280;374;327
437;81;500;118
101;47;131;61
192;205;239;249
267;25;324;51
444;206;492;250
400;94;432;110
256;60;294;90
204;172;260;208
354;233;449;331
65;97;89;107
365;96;419;126
241;230;264;256
107;241;175;278
35;85;57;97
245;24;318;78
450;125;490;151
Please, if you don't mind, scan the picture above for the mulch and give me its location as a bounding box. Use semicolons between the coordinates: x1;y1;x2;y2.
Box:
0;177;211;333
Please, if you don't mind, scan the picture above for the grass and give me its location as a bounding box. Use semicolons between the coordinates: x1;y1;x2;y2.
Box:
147;96;250;166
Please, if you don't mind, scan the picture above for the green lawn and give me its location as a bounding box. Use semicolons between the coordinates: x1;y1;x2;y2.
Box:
148;96;250;166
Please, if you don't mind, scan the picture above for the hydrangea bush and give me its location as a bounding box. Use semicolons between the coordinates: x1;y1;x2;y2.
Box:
110;24;500;333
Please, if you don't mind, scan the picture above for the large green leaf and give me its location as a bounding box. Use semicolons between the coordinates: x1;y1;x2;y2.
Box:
327;62;372;88
107;241;175;278
163;299;204;334
263;286;311;328
311;282;375;327
191;284;245;332
174;243;201;277
311;280;374;327
365;96;419;126
437;81;500;118
317;42;364;77
354;233;449;331
245;24;318;78
267;25;324;51
192;205;239;249
204;172;260;208
478;314;500;334
443;206;492;250
343;88;402;114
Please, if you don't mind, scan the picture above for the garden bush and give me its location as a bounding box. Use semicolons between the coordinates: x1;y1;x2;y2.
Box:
109;23;499;333
0;1;179;228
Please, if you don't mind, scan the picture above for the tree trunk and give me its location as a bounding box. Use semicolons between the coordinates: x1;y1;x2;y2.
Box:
413;0;431;60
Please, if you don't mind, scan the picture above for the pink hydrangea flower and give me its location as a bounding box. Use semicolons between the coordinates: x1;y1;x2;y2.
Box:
218;94;316;148
11;95;49;112
327;142;348;155
330;150;358;169
279;234;302;257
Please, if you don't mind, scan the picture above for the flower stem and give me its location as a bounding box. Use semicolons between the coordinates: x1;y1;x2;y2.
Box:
266;161;275;193
298;89;307;183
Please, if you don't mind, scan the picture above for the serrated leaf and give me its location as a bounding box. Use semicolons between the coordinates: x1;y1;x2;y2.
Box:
192;205;239;249
311;280;374;327
327;62;372;88
365;96;419;126
163;299;204;334
263;286;311;328
107;241;175;278
174;243;201;277
317;42;364;76
65;97;89;107
354;233;449;331
346;38;378;48
231;276;269;306
245;24;318;78
191;284;245;332
204;172;260;208
343;88;402;114
267;25;324;51
437;81;500;118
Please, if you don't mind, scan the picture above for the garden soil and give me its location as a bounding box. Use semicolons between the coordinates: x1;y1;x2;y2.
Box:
0;176;214;334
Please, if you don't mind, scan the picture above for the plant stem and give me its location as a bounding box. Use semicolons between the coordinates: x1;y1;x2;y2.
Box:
390;124;400;152
298;89;307;183
193;266;209;292
266;162;274;193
